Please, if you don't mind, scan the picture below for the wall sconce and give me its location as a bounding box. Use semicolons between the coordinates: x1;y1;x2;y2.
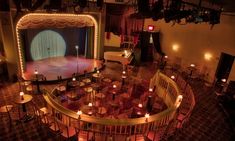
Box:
204;52;212;61
172;44;179;52
122;71;126;75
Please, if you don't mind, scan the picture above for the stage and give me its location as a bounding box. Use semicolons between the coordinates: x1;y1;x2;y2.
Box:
22;56;103;82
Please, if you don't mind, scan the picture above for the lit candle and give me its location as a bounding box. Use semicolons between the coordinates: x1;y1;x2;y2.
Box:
122;71;126;75
145;113;150;122
97;70;100;74
20;91;24;100
164;55;168;59
149;88;153;92
72;77;76;81
138;103;143;108
221;78;226;83
88;102;93;107
190;64;195;67
171;75;175;80
124;50;127;56
34;70;38;75
113;84;117;89
77;110;82;119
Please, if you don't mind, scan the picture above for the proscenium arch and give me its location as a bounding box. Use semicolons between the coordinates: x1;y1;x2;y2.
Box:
16;13;98;75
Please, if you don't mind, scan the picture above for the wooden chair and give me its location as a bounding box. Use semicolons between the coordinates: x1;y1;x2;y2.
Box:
0;104;13;122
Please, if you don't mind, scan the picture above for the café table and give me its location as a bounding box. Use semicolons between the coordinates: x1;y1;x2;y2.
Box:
82;78;91;84
92;73;102;82
14;94;33;122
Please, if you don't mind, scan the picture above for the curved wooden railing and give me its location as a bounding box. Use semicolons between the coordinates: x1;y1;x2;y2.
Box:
42;70;186;140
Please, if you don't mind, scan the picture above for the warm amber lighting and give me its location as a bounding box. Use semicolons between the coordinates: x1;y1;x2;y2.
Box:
164;55;168;59
149;88;153;92
204;53;212;61
34;70;38;74
77;110;82;115
172;44;179;51
171;75;175;80
72;77;76;81
138;103;143;108
122;71;126;75
190;64;195;67
175;95;183;108
20;91;24;96
113;84;117;88
88;102;93;107
145;113;150;122
221;78;226;83
97;70;100;74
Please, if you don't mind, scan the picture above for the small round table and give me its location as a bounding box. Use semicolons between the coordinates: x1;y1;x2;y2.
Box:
14;94;33;122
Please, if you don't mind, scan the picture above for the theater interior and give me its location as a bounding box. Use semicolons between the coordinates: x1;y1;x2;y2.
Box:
0;0;235;141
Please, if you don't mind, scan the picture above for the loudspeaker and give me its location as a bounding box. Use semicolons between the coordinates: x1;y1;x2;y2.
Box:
215;52;234;81
137;0;150;13
97;0;103;7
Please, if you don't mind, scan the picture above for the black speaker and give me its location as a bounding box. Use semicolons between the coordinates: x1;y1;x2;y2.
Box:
97;0;103;7
215;52;234;81
137;0;150;13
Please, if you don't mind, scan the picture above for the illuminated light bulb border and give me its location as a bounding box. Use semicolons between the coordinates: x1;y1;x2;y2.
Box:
16;13;99;75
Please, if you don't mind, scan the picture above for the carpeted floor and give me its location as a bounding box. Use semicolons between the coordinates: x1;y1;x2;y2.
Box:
0;62;235;141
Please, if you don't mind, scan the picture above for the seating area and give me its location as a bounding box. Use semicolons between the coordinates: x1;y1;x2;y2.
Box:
0;62;234;141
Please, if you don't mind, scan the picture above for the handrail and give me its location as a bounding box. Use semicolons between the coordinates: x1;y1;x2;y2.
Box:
43;70;182;130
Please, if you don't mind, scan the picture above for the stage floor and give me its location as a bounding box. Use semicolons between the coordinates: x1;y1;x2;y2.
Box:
22;56;102;82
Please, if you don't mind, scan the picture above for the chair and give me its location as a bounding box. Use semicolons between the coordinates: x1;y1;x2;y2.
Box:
56;118;77;140
0;105;13;122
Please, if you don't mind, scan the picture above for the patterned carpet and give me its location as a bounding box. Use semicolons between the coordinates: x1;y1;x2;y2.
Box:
0;62;235;141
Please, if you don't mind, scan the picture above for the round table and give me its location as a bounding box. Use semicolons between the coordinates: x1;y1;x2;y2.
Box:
84;87;93;93
68;81;80;87
82;78;91;84
14;94;33;104
14;94;33;122
102;78;112;83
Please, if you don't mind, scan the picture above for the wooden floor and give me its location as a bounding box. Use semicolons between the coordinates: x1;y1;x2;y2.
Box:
22;56;103;82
